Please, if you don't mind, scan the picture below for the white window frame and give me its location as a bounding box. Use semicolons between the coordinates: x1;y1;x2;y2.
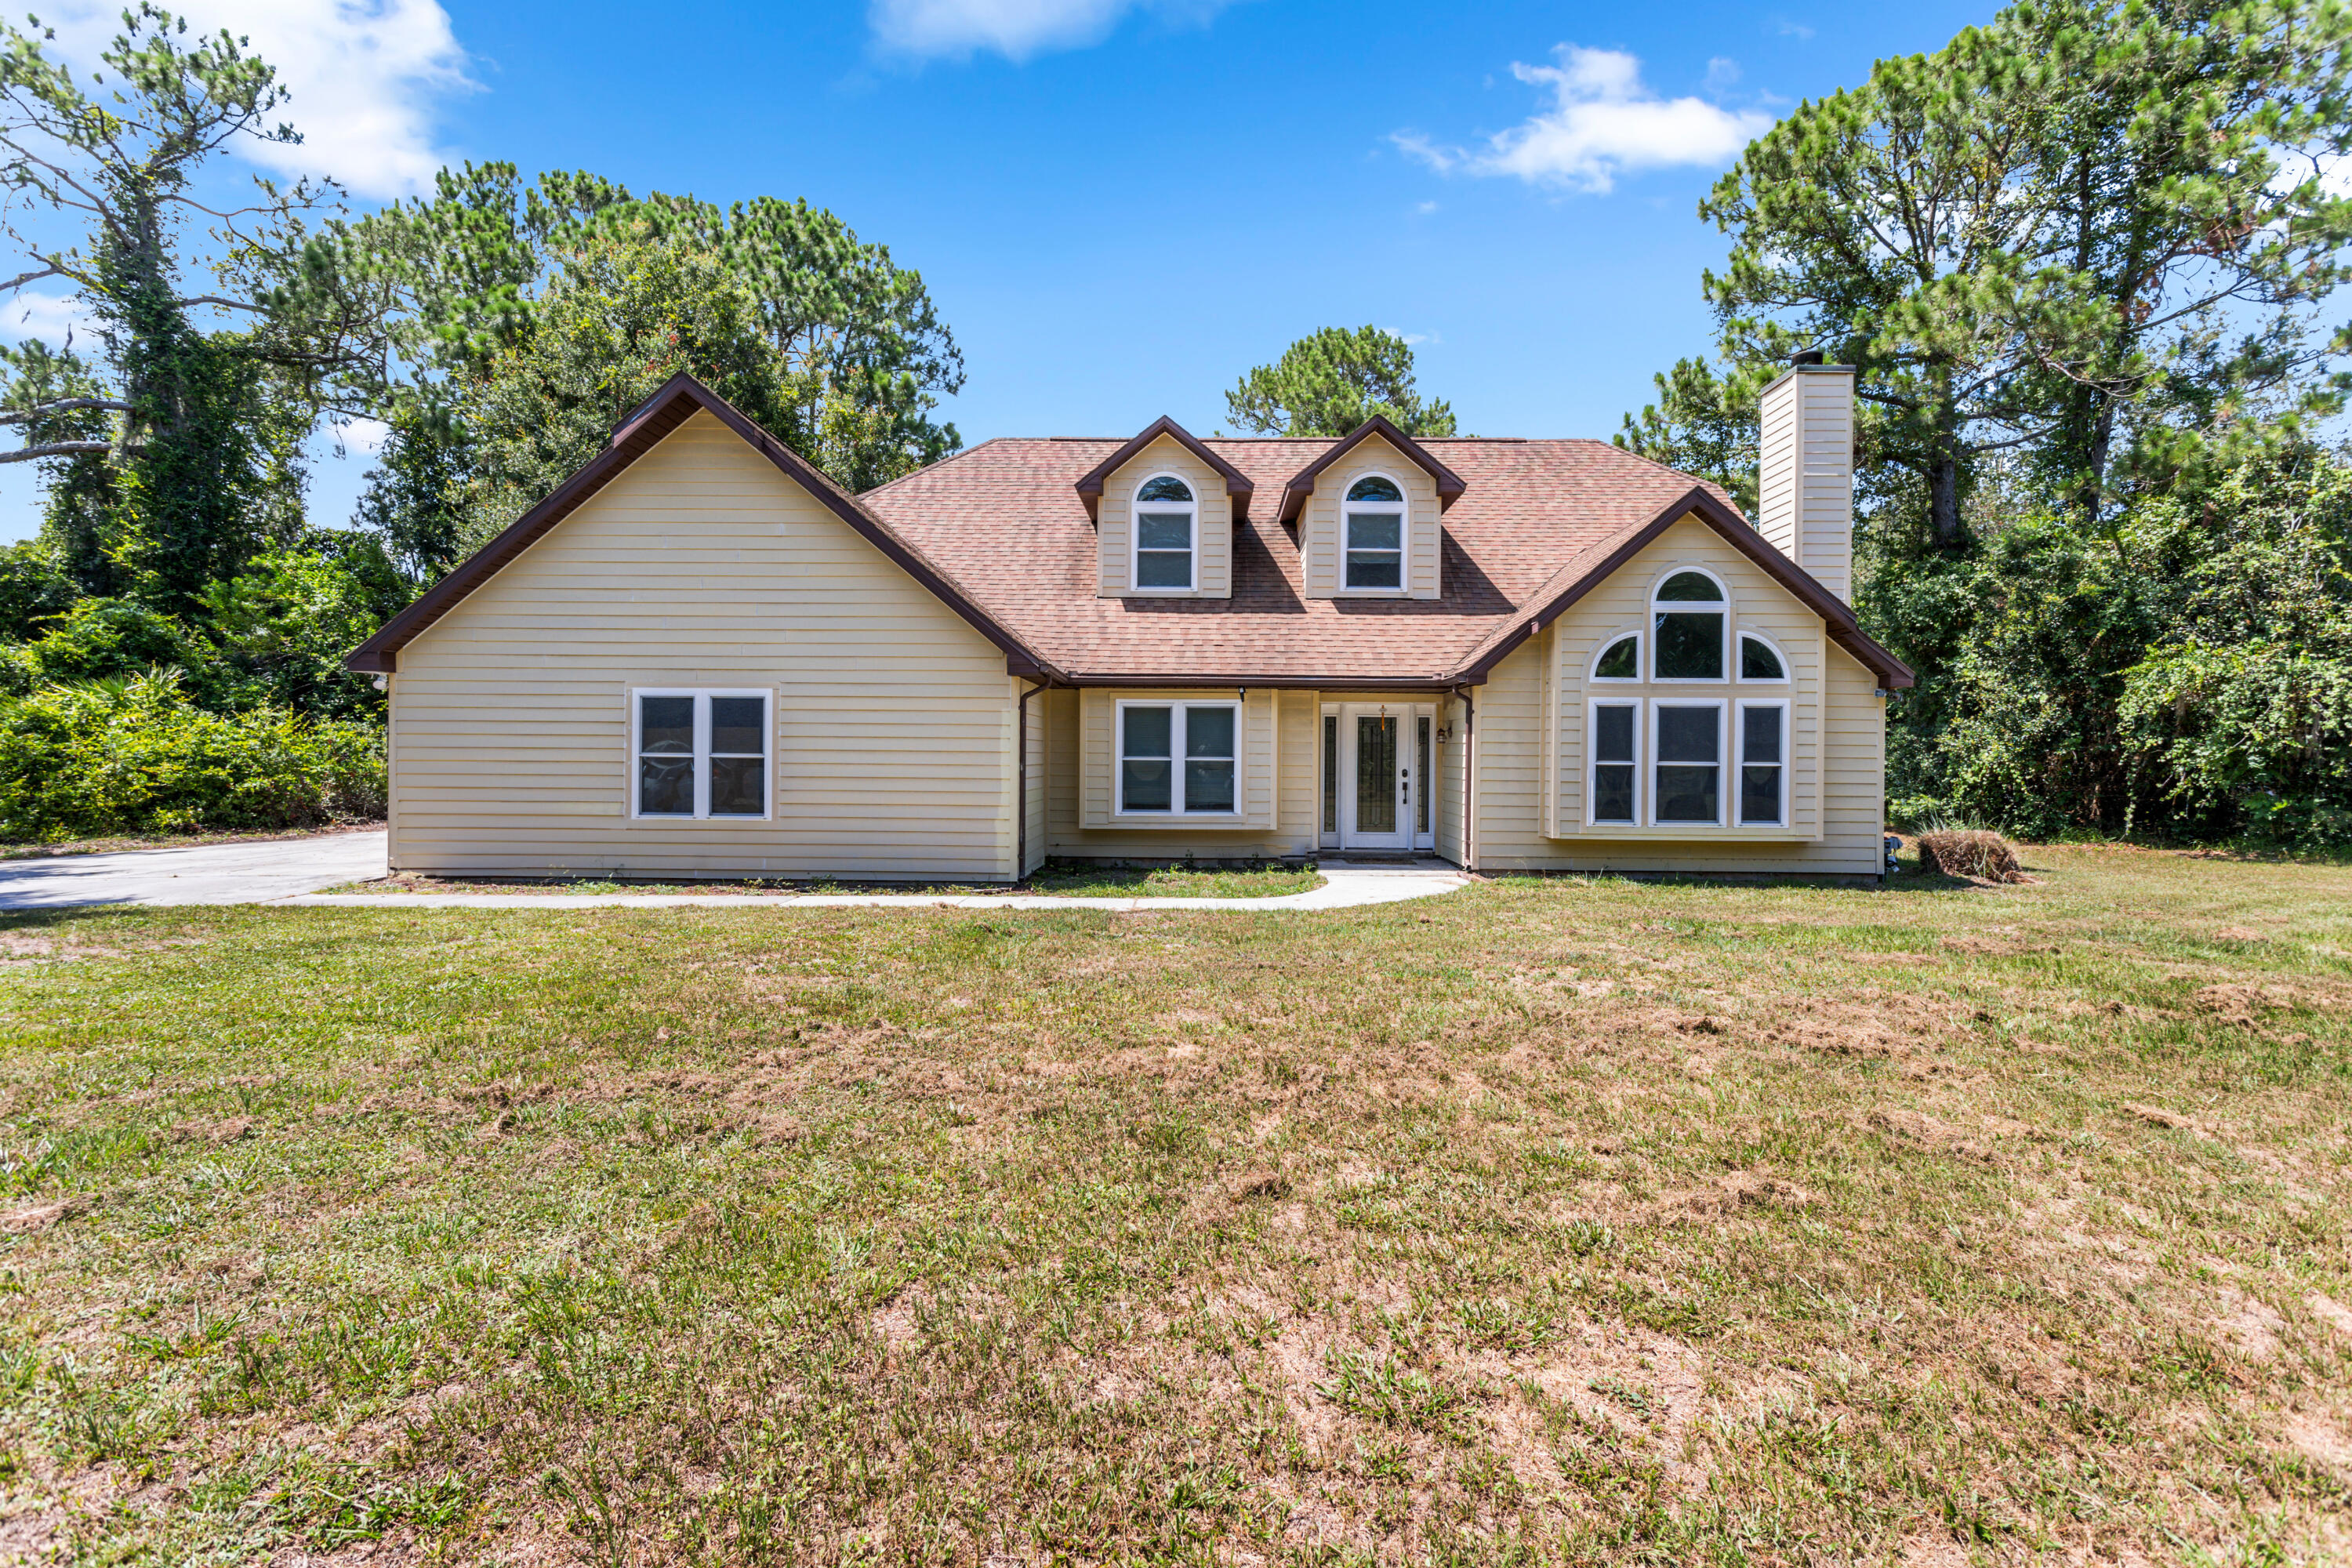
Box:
1129;472;1197;594
1649;565;1730;684
1648;699;1727;827
1340;470;1409;594
1586;698;1643;826
1589;630;1642;683
1737;631;1792;684
1735;698;1789;826
1114;699;1242;817
630;688;773;822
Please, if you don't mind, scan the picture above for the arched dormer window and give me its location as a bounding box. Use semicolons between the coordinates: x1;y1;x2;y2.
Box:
1344;474;1406;590
1651;569;1727;681
1133;474;1196;590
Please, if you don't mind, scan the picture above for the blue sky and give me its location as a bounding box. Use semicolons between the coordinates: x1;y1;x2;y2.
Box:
1;0;1994;544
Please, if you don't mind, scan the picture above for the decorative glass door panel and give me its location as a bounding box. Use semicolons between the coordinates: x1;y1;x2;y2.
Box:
1355;716;1399;835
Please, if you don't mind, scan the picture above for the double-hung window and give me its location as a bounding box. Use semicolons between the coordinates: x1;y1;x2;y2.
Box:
1344;475;1405;590
1590;701;1639;824
1737;701;1787;825
1133;474;1196;590
1119;702;1238;815
1652;702;1724;824
634;690;771;818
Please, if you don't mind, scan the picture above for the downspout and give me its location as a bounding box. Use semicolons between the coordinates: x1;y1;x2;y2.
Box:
1455;684;1477;873
1016;681;1047;883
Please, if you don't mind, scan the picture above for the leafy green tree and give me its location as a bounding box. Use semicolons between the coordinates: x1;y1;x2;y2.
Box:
452;232;814;550
1694;0;2352;546
2118;449;2352;846
289;162;967;561
350;398;473;586
0;542;75;641
0;6;370;608
196;545;405;717
1225;326;1457;437
1613;358;1761;511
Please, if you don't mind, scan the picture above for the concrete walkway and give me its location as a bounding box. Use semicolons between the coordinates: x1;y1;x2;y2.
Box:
285;859;1469;913
0;829;390;909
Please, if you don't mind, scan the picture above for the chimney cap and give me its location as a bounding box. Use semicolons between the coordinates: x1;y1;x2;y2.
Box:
1791;350;1825;366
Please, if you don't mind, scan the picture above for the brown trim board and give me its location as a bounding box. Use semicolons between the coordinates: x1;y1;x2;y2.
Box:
343;373;1065;682
1277;412;1468;524
1073;415;1256;522
1447;486;1916;690
1064;674;1465;692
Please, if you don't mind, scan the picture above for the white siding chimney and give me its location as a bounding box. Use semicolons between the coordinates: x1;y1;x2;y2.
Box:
1756;357;1855;600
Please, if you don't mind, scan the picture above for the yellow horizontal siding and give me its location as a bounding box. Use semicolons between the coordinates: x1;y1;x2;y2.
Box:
1301;434;1443;601
387;409;1018;881
1467;517;1885;876
1094;434;1232;600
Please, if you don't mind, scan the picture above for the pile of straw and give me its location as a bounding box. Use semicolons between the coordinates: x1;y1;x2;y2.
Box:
1917;828;2026;883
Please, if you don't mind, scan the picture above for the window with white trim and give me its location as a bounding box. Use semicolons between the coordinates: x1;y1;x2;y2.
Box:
1132;474;1196;590
1737;700;1787;825
1593;633;1639;681
1344;474;1405;590
1590;701;1639;824
1740;634;1788;681
1652;700;1724;824
1652;570;1726;680
1118;702;1238;815
633;691;770;818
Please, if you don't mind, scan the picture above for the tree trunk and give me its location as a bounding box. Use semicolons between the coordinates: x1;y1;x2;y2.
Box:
1929;456;1963;547
2078;392;2114;528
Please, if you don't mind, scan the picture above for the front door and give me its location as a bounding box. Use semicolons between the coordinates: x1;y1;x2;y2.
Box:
1330;703;1432;851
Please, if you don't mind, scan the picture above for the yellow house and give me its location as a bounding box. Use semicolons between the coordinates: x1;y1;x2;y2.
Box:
346;357;1911;882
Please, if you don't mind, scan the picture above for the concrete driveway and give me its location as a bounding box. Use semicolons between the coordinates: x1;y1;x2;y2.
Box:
0;829;388;909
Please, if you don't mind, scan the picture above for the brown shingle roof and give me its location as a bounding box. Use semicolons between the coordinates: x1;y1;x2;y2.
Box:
862;430;1914;688
345;374;1913;690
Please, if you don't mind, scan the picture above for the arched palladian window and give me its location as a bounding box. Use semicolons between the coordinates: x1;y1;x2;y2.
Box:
1651;570;1726;681
1344;474;1406;590
1740;633;1788;681
1133;474;1196;590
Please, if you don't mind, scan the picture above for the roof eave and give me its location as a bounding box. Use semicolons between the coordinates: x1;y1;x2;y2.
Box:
1442;485;1917;691
343;372;1069;685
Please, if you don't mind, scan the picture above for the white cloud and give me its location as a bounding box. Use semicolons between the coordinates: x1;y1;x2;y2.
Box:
869;0;1232;60
336;416;390;455
38;0;474;198
1396;45;1772;194
0;292;97;347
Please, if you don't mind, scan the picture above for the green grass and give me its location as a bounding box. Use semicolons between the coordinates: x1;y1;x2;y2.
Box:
346;859;1323;900
1025;858;1321;898
0;844;2347;1564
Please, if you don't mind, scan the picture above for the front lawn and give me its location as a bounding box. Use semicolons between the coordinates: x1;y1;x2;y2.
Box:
0;844;2345;1563
340;859;1323;900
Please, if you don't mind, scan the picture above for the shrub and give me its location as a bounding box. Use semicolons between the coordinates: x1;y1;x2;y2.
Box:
0;673;384;841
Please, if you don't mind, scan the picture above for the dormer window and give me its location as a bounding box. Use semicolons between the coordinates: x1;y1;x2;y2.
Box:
1345;475;1405;590
1132;474;1196;590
